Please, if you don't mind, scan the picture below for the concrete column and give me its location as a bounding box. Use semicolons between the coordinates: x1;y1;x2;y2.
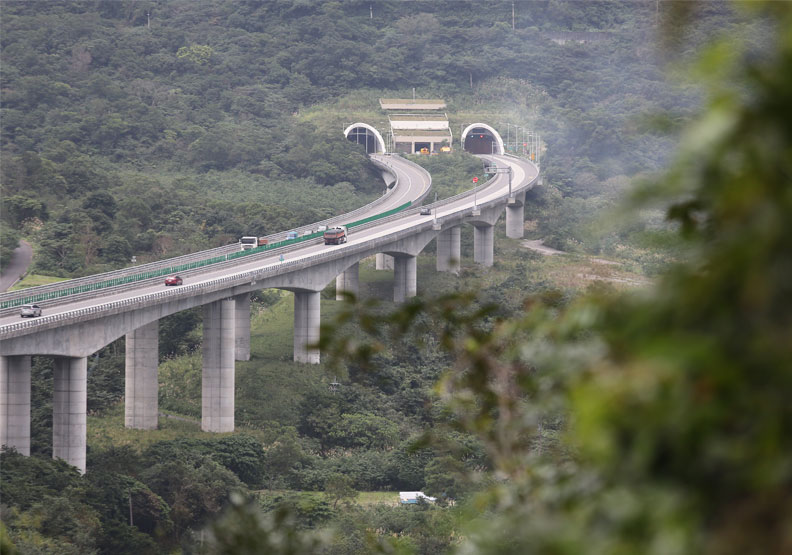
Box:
393;255;417;303
375;253;394;270
53;357;87;473
294;291;320;364
125;321;159;430
235;293;251;361
506;193;526;239
473;224;495;267
0;355;31;456
202;299;235;433
436;226;461;274
336;262;360;301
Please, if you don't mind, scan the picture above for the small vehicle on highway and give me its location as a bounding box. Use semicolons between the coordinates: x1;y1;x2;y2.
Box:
286;231;298;240
20;304;42;318
420;207;432;215
164;275;183;286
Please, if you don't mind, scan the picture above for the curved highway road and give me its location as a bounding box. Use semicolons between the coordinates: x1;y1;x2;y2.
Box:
0;154;536;333
0;154;429;321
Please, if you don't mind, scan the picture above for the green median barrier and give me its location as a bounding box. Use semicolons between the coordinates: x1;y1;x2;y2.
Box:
0;200;418;310
347;201;411;228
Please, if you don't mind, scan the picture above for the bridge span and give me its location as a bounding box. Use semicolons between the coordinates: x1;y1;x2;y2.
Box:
0;152;538;472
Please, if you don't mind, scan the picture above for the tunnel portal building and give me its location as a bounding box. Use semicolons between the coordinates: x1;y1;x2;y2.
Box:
380;98;453;154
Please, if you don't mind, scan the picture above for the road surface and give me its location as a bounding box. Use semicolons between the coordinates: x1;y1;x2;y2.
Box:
0;240;32;292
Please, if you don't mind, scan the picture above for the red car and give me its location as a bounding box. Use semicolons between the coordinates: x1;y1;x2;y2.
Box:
164;275;183;286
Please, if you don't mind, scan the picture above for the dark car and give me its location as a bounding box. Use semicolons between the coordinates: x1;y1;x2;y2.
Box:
420;207;432;215
164;275;183;286
20;304;42;318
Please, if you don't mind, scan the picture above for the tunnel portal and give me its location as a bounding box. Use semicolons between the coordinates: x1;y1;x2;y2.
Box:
461;124;504;155
344;123;386;154
464;128;497;154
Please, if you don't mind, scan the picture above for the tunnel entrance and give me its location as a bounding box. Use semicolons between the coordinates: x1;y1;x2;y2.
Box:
461;124;503;154
347;127;379;153
343;123;386;154
464;127;498;154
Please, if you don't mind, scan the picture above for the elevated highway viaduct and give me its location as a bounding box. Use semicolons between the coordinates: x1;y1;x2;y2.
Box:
0;152;539;472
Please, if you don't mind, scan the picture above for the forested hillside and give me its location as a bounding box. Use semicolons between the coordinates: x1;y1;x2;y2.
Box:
1;0;718;275
4;1;782;554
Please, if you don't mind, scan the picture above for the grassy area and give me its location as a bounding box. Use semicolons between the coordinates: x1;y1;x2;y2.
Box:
357;491;400;506
87;404;208;452
254;490;400;506
10;273;66;290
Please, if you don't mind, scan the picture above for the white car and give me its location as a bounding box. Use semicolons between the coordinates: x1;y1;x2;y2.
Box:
20;304;42;318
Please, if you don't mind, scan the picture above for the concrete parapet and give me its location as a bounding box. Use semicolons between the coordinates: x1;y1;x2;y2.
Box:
235;294;251;361
53;357;87;473
125;321;159;430
294;291;320;364
202;299;235;432
0;355;31;455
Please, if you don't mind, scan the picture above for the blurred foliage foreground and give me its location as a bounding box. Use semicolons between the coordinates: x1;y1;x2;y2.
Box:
205;4;792;554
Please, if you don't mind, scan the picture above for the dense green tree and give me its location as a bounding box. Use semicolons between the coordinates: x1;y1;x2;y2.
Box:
0;450;82;511
323;473;358;510
205;495;330;554
2;194;48;227
139;456;243;535
81;191;117;219
262;428;305;490
158;308;201;359
328;413;399;450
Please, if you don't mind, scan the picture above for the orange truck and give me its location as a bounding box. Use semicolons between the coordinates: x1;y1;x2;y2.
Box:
323;226;347;245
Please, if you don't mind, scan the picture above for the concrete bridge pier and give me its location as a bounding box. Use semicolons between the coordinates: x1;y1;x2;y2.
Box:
235;293;251;361
202;299;235;433
393;255;417;303
125;321;159;430
336;262;359;301
436;227;461;274
473;223;495;267
294;291;321;364
375;253;394;270
0;355;31;456
53;357;87;473
505;192;526;239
